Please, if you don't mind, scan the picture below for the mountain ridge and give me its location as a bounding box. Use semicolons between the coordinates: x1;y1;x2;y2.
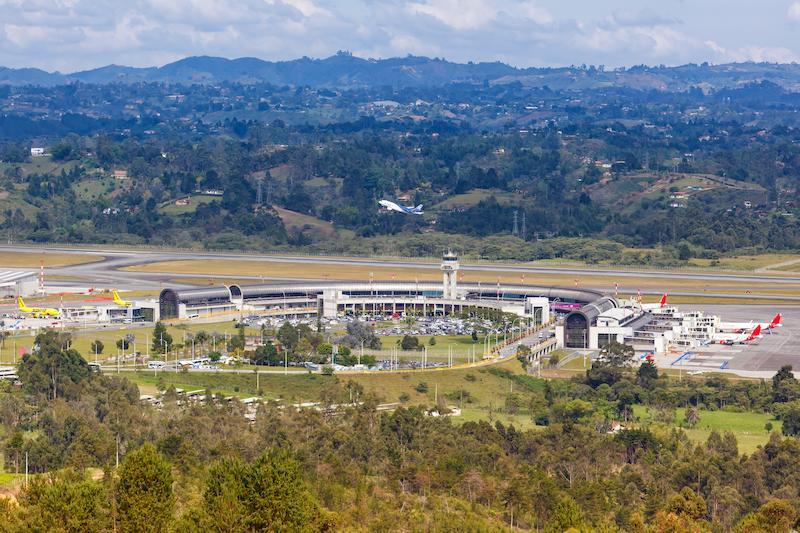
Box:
1;53;800;91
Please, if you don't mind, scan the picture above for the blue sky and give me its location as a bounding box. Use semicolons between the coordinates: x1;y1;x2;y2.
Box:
1;0;799;71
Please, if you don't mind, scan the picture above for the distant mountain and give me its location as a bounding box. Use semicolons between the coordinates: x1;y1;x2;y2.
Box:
3;53;800;91
0;66;68;86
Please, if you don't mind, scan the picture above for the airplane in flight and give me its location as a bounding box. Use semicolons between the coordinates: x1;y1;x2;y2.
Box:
379;199;424;215
17;297;60;318
112;289;132;307
720;313;782;334
720;324;762;346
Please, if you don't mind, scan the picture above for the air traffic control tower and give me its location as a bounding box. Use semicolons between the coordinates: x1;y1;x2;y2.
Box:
441;250;459;299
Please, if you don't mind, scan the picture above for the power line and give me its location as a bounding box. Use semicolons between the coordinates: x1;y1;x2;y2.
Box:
512;210;518;236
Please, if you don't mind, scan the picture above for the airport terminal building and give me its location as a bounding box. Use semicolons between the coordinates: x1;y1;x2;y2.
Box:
158;252;606;327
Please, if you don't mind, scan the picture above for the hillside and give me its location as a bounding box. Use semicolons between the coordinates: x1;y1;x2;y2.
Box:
3;54;800;90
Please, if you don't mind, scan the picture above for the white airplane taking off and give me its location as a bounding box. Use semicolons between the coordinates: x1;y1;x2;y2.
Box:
379;199;424;215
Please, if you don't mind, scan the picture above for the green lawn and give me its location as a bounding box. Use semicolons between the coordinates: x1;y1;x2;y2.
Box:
0;471;22;489
456;407;545;431
0;321;263;365
126;369;334;401
122;357;539;409
431;189;520;210
72;177;118;201
159;194;221;215
373;334;488;362
634;405;780;454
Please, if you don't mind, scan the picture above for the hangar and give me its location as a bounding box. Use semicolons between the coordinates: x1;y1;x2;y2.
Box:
0;270;39;298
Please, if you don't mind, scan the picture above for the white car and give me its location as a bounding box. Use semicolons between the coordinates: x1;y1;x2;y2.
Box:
147;361;166;369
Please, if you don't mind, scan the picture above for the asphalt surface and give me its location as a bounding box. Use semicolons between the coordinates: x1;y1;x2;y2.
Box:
657;304;800;374
4;244;800;300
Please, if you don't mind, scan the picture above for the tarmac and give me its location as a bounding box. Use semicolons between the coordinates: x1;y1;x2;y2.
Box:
652;304;800;375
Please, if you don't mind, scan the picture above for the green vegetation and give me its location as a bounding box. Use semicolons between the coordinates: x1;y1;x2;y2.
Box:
5;330;800;529
158;194;221;215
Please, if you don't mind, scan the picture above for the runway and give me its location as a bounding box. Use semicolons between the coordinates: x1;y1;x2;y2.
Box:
3;245;800;301
2;244;799;375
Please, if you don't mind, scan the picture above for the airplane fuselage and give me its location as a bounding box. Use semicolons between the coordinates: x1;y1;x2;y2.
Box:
379;199;423;215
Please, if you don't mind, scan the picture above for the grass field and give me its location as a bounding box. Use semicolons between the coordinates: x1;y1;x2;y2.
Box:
0;251;103;268
273;206;338;238
431;189;520;210
159;194;221;215
0;471;22;490
72;177;118;201
126;369;334;400
689;254;800;271
0;321;263;365
457;406;544;431
372;334;485;361
634;405;780;454
126;357;536;410
773;261;800;273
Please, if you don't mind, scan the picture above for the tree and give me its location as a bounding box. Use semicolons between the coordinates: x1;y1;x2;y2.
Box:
684;407;701;428
196;451;328;531
90;340;104;355
151;322;173;354
277;322;299;353
636;360;658;387
341;321;381;350
428;337;436;346
598;341;635;367
734;499;797;532
14;474;112;532
772;365;798;403
18;331;90;400
115;444;174;533
116;338;130;350
471;330;478;342
254;342;280;366
781;404;800;436
400;335;421;351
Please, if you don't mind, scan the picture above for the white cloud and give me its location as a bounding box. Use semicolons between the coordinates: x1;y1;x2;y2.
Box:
0;0;796;72
406;0;551;30
789;2;800;20
407;0;498;30
706;40;799;63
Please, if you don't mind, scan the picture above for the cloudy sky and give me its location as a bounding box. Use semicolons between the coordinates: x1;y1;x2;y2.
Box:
1;0;799;72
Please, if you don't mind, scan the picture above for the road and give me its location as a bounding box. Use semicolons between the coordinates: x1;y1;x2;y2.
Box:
3;244;800;301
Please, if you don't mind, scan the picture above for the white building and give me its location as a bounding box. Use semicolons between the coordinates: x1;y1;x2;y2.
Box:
0;270;39;298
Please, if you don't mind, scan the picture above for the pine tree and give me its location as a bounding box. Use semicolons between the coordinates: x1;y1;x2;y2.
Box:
115;444;174;533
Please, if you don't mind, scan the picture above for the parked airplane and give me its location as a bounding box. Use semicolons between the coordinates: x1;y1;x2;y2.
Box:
17;297;60;318
720;313;782;334
720;324;762;345
379;199;424;215
641;294;668;311
113;289;132;307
